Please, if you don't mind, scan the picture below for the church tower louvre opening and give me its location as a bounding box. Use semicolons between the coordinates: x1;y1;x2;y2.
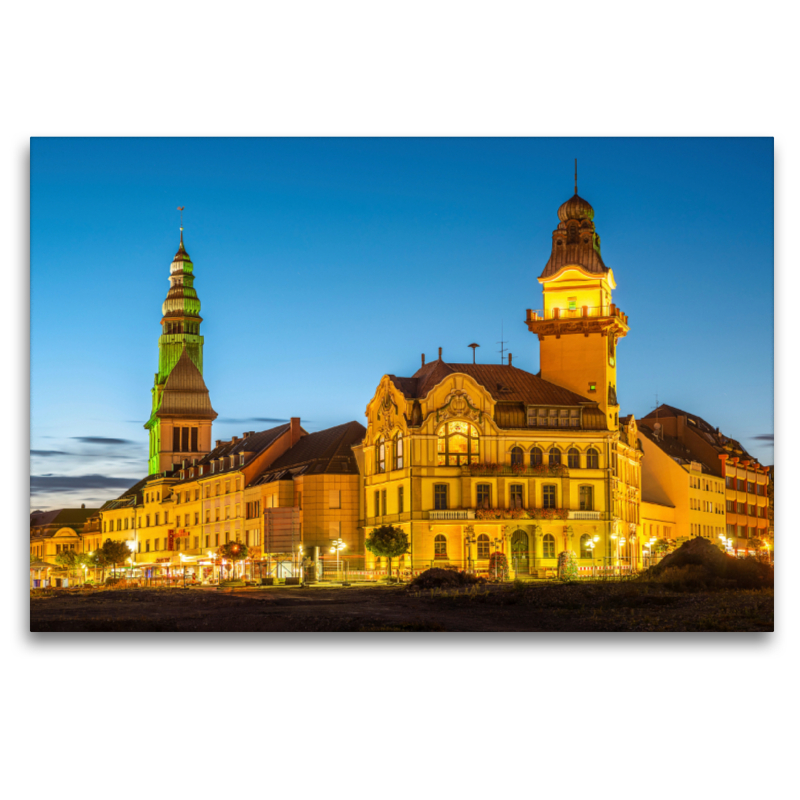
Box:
526;167;629;431
144;221;217;475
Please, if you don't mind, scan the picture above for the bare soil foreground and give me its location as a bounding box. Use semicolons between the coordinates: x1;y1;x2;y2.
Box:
30;581;774;632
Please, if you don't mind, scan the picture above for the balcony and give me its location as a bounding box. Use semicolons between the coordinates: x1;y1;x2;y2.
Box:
527;306;628;323
568;510;602;521
428;509;475;521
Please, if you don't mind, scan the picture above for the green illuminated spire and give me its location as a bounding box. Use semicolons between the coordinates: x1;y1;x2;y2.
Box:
145;223;215;474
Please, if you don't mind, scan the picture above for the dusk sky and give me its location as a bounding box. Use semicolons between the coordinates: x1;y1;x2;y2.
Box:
30;137;774;510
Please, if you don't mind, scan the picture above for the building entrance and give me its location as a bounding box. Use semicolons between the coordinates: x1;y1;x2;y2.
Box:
511;530;530;574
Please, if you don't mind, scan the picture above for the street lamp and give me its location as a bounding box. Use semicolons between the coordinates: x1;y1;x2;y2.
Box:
464;532;477;574
330;538;346;581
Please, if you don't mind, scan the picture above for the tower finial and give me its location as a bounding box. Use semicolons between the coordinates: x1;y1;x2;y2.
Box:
574;159;578;195
177;206;185;246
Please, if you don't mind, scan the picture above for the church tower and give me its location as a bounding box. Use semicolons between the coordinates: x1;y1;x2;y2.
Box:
526;171;629;431
144;223;217;474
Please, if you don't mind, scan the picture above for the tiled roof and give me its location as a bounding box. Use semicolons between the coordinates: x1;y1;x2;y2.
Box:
252;421;366;484
175;423;293;483
30;507;101;535
639;425;714;474
156;349;217;419
390;361;592;407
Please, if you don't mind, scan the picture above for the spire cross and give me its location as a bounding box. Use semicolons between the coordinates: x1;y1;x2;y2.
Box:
177;206;185;244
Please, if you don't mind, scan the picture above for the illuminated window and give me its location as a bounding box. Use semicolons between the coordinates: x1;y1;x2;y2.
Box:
477;534;490;559
434;484;449;510
568;297;577;311
586;448;599;469
511;447;523;466
437;421;480;466
567;448;580;469
376;437;386;473
393;433;404;470
543;485;557;509
477;483;491;507
579;485;594;511
548;447;562;467
543;534;555;558
434;534;447;558
530;447;543;467
588;382;597;393
510;484;523;508
580;534;592;558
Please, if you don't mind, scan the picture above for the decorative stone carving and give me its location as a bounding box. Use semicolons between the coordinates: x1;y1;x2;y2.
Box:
436;389;482;424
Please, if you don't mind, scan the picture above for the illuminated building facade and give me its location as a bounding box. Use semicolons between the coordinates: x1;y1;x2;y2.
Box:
359;188;643;575
638;405;772;557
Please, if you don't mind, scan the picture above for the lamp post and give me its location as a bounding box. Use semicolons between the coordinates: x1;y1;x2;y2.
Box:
464;532;476;574
493;537;502;580
330;538;346;582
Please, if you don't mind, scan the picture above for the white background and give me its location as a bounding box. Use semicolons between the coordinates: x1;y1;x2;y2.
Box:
4;3;793;799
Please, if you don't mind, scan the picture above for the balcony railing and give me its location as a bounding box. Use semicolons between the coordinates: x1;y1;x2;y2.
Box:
568;510;602;520
527;305;628;323
428;509;475;520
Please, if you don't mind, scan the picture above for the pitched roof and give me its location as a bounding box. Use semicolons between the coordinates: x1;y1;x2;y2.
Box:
389;361;592;407
174;423;293;483
252;421;365;484
639;425;715;474
156;349;218;419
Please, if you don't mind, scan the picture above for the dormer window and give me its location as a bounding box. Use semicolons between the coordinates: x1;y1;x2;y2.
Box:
240;454;245;466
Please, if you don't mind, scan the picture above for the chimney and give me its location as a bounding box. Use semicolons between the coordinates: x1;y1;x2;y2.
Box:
508;353;513;366
421;354;425;367
231;436;238;444
438;347;442;360
81;503;85;509
215;440;221;447
290;417;301;446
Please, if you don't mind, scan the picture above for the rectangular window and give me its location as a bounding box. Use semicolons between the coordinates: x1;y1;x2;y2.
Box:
329;490;341;509
173;428;180;452
146;515;150;527
191;427;198;452
559;409;569;427
215;509;220;522
155;513;160;525
181;426;189;452
568;296;577;311
225;532;230;544
510;484;523;508
579;485;594;511
737;479;746;491
543;485;557;509
747;481;754;494
477;483;491;507
215;534;219;546
570;409;580;427
434;484;448;510
748;504;756;516
146;540;151;552
737;502;745;514
205;535;209;548
381;490;387;516
398;486;404;514
374;490;380;517
155;538;160;551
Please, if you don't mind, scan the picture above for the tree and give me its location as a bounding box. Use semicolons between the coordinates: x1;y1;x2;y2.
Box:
99;539;132;578
55;549;82;581
365;525;409;578
217;541;249;581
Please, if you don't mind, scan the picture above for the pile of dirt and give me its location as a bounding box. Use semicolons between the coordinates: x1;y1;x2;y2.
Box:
639;536;773;590
408;568;486;590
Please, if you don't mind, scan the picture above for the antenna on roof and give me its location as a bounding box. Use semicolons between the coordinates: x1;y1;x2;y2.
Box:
497;323;508;364
652;392;661;440
468;343;480;364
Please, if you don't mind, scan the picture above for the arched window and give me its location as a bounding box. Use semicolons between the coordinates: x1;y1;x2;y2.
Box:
580;534;593;558
393;433;404;470
586;448;599;469
568;448;580;469
511;446;523;466
530;447;543;467
437;421;480;466
376;437;385;473
434;534;447;559
477;534;490;559
543;534;555;559
549;446;562;467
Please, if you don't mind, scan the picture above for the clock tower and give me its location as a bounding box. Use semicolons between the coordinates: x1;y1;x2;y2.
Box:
526;181;629;430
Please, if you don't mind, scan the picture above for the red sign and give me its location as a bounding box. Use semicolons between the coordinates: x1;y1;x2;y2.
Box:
167;529;175;550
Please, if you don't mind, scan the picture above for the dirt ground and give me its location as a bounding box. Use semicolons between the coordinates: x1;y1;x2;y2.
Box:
29;581;774;632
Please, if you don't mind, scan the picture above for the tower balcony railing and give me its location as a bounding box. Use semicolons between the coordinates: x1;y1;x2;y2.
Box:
527;305;628;323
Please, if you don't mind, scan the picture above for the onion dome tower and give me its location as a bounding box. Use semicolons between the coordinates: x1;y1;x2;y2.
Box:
145;220;217;474
526;163;629;430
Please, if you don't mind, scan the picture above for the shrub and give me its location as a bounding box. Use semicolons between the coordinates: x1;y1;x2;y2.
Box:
408;568;486;590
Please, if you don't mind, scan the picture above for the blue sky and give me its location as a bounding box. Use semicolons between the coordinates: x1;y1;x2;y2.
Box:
30;137;774;510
